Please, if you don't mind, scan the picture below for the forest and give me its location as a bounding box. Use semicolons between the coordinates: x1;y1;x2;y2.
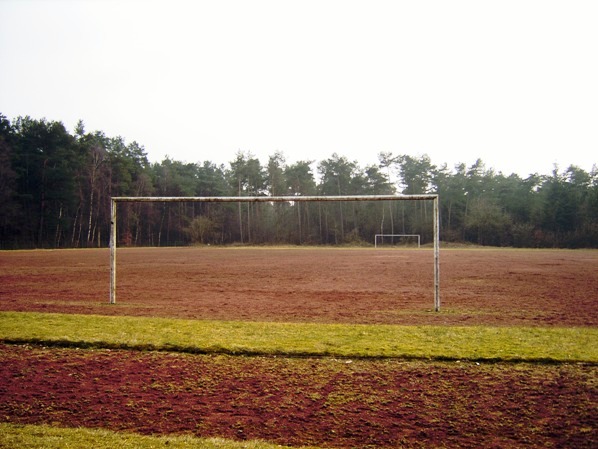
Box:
1;113;597;249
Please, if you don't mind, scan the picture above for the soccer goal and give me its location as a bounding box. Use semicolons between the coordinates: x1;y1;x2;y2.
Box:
110;194;441;311
374;234;421;248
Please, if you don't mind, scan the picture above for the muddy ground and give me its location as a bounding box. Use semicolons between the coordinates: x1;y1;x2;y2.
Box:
1;248;597;448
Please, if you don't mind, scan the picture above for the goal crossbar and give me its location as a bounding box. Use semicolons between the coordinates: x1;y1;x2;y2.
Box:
111;194;438;203
110;194;441;310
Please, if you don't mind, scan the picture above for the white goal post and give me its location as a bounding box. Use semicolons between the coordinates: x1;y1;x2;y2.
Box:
375;234;421;248
110;194;440;311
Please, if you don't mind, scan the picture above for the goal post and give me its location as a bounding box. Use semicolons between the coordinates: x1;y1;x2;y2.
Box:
374;234;421;248
110;194;441;311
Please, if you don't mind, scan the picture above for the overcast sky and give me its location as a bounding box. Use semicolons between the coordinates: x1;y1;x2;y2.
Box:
1;0;596;177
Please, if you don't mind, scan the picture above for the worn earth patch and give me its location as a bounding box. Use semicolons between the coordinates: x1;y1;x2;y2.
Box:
1;344;596;448
1;248;597;326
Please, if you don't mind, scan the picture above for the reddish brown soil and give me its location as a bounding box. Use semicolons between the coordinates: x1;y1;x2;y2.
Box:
1;247;597;326
1;248;597;448
1;344;596;448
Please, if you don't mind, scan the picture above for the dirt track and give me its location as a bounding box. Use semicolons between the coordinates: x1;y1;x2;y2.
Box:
1;248;597;448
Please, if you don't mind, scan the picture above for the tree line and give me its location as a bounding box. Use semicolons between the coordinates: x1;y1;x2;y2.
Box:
1;114;597;249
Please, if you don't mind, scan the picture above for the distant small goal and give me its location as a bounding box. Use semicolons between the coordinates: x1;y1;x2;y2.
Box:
374;234;421;248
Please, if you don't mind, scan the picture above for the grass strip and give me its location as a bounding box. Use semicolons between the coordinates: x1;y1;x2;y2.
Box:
0;423;318;449
0;311;596;363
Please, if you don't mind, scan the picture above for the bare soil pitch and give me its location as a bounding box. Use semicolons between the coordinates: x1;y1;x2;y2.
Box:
1;247;597;326
1;248;597;448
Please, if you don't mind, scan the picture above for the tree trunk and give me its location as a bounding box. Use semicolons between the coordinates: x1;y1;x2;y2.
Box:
86;184;94;246
38;159;48;247
71;203;81;247
54;204;63;247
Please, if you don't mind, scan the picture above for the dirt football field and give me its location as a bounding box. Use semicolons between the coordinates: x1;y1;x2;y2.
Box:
1;247;597;448
1;247;598;326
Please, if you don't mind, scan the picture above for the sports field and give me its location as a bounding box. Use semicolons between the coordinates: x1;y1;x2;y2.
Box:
1;247;597;448
2;247;597;326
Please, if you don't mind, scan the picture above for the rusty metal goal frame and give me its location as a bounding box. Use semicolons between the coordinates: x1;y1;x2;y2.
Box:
110;194;440;311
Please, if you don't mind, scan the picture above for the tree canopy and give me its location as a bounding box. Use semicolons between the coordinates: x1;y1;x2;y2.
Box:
1;113;596;249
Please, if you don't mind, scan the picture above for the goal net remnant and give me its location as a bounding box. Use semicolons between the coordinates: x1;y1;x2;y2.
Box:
110;194;440;311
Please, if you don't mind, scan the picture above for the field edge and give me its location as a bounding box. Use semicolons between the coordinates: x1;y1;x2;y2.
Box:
1;311;596;363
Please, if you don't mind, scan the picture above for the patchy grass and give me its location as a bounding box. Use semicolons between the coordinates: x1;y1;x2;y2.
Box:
0;423;317;449
1;311;595;363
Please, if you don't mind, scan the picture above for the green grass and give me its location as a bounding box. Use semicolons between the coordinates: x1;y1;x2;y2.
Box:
1;311;596;363
0;423;316;449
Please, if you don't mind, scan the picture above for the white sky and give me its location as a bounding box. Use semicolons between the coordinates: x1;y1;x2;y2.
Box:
1;0;597;177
